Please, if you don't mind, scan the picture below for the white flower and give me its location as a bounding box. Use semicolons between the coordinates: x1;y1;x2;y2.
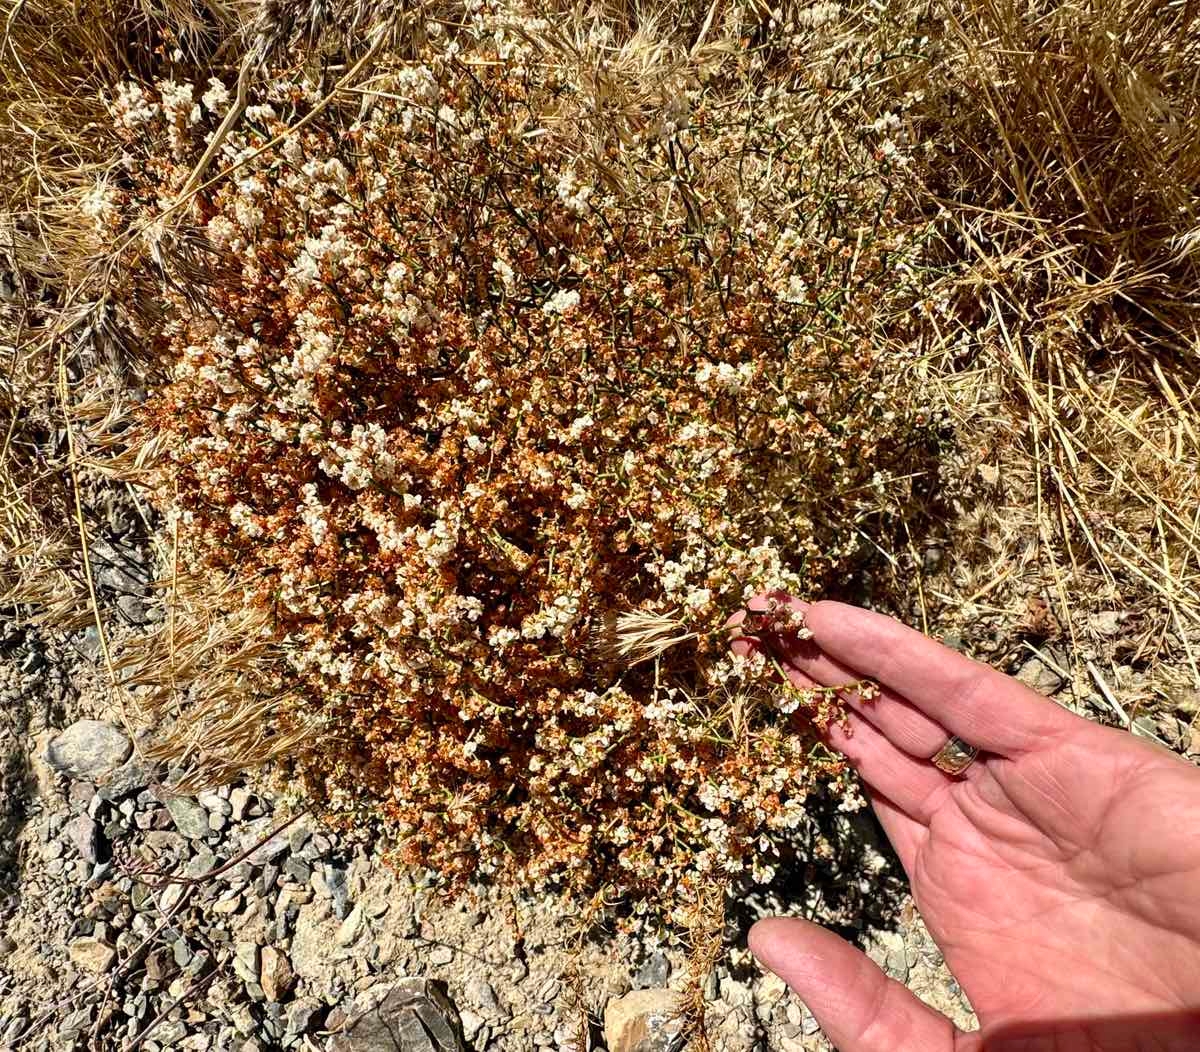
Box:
555;168;593;214
245;103;278;122
112;81;159;128
80;181;120;233
492;257;516;291
202;78;231;112
542;289;580;316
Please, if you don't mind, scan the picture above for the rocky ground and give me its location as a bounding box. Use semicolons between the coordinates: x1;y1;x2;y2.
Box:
0;625;972;1052
2;531;1197;1051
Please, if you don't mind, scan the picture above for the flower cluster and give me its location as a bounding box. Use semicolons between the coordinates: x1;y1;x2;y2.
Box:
119;1;941;908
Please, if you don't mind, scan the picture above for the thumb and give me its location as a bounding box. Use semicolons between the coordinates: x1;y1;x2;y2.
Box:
749;917;964;1052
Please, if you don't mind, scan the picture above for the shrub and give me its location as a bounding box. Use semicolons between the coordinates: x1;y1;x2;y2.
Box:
28;0;946;912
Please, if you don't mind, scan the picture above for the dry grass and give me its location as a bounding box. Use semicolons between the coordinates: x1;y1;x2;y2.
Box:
888;0;1200;693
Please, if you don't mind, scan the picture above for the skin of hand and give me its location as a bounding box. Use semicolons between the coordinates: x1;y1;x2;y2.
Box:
731;598;1200;1051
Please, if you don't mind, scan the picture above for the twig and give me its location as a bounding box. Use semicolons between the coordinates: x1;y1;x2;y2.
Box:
129;808;309;889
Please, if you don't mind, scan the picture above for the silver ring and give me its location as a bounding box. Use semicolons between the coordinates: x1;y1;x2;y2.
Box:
931;736;979;776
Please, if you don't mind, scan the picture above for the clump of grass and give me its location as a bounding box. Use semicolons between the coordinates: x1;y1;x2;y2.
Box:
889;0;1200;669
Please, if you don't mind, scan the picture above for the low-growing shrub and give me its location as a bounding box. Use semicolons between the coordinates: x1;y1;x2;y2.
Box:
19;0;949;913
106;2;949;909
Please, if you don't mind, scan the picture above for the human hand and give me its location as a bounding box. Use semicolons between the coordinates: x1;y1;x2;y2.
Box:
732;598;1200;1050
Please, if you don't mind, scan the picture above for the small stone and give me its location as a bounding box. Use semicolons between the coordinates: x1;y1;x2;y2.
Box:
98;753;156;800
287;817;314;854
233;941;260;984
164;796;211;839
286;997;320;1036
68;779;94;811
240;816;292;865
459;1010;485;1042
604;989;684;1052
260;946;295;1002
336;903;364;947
213;892;243;915
718;976;752;1007
46;721;131;782
64;813;107;863
283;858;312;884
330;978;466;1051
229;787;253;820
1088;610;1124;637
634;952;671;989
868;930;908;982
755;973;787;1005
187;848;218;880
153;1020;187;1045
68;938;116;974
172;935;193;969
428;945;454;966
464;978;498;1010
145;948;177;985
159;882;185;914
1016;653;1065;695
232;1004;257;1036
198;790;233;816
260;862;280;894
326;865;351;919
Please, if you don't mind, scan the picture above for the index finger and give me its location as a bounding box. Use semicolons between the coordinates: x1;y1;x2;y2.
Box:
801;601;1078;756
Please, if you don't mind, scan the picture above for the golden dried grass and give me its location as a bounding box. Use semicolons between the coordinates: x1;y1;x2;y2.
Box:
899;0;1200;689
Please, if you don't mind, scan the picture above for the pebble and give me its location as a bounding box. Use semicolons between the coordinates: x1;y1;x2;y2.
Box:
428;944;454;966
604;988;683;1052
68;937;116;974
98;753;156;801
1016;652;1065;695
285;997;320;1036
213;892;243;915
460;1009;486;1041
465;977;499;1010
46;721;131;782
230;787;253;821
240;817;292;865
68;780;93;812
164;796;211;839
145;947;176;985
283;858;311;884
329;979;463;1052
198;791;233;816
634;951;671;988
719;976;752;1007
1089;610;1124;636
260;946;295;1002
336;903;365;947
185;845;217;877
233;942;261;984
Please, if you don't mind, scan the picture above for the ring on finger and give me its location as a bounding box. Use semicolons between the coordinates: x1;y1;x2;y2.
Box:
931;735;980;776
